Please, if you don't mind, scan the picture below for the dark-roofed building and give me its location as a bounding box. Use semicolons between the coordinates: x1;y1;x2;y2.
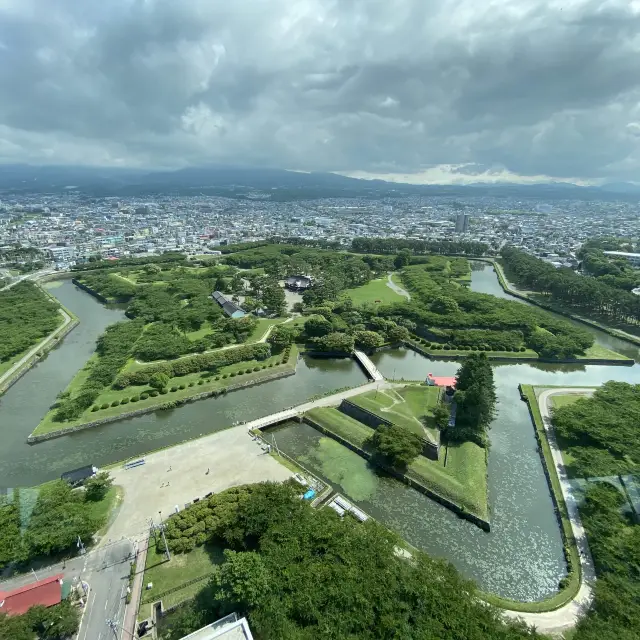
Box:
0;574;64;616
284;275;312;291
61;465;98;487
212;291;246;318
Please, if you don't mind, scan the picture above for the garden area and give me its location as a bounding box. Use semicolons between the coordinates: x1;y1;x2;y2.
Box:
342;277;405;305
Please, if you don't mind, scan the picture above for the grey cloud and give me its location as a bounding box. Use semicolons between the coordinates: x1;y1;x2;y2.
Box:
0;0;639;181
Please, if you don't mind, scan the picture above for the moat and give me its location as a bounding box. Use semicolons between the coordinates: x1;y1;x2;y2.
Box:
1;266;639;601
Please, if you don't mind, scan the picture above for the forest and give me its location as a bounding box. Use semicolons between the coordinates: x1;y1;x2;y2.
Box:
573;482;640;640
0;282;62;364
551;381;640;477
501;246;640;327
351;237;489;256
577;238;639;292
0;600;79;640
156;482;544;640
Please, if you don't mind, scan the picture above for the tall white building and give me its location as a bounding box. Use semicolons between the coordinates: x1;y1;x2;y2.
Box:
455;213;471;233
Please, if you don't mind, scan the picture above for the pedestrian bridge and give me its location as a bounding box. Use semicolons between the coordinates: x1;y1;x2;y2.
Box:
353;350;384;381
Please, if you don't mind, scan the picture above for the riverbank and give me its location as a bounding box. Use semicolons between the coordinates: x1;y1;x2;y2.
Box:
29;349;300;442
0;289;79;396
475;257;640;350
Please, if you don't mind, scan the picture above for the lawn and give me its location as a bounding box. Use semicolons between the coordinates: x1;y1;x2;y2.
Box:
550;395;582;410
347;385;441;442
32;346;299;436
247;318;286;343
578;343;633;362
342;278;405;305
306;407;373;447
141;542;223;607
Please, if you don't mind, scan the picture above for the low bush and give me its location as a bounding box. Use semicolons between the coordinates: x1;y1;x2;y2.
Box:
222;374;228;379
179;383;186;390
111;400;120;407
160;388;168;394
121;397;130;404
140;393;149;400
188;381;195;387
229;372;237;377
170;386;178;392
253;366;260;372
91;405;99;412
101;403;109;409
197;380;204;385
150;390;159;397
131;395;140;402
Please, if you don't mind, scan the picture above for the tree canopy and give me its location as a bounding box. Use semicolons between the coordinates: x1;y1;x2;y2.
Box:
159;482;544;640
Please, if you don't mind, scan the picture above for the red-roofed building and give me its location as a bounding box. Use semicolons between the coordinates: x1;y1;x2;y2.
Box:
426;373;457;390
0;574;63;616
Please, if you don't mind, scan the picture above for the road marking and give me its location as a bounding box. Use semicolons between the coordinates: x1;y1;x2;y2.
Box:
81;590;96;640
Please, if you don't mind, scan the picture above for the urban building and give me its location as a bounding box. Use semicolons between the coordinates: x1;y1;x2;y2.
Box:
455;213;471;233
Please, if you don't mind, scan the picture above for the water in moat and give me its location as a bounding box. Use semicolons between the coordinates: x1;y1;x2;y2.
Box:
0;281;367;487
2;268;639;601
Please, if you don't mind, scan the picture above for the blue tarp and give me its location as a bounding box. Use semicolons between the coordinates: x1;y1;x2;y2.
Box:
303;489;316;500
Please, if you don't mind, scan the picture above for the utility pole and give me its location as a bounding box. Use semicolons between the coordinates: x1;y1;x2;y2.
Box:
107;617;136;639
157;511;170;561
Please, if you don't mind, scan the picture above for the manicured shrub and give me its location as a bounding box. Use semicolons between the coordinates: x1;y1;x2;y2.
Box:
229;372;237;377
222;373;228;379
179;383;186;390
140;393;149;400
170;386;178;392
150;390;159;397
121;397;130;404
253;366;260;372
188;381;195;387
101;403;110;409
519;346;527;352
91;405;99;412
111;400;120;407
197;380;204;385
443;345;450;351
160;388;168;394
131;395;140;402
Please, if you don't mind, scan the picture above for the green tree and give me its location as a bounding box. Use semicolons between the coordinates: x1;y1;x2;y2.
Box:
353;330;385;349
394;248;412;269
149;372;170;390
143;263;162;275
432;404;450;431
84;472;113;502
314;332;355;353
386;325;410;342
261;283;286;315
367;424;423;469
213;550;271;615
267;326;296;350
304;316;333;337
432;296;460;314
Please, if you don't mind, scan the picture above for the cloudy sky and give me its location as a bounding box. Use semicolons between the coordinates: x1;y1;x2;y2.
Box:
1;0;640;184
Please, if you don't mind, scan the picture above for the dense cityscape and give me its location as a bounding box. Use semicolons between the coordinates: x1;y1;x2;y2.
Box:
1;192;640;271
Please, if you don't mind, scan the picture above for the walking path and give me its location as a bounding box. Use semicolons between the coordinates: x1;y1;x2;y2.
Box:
502;387;596;634
353;350;384;381
386;272;411;300
0;308;72;390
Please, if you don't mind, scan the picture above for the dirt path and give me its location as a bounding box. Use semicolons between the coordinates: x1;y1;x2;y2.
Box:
386;273;411;300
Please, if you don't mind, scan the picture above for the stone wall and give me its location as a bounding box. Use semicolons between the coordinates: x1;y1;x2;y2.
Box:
339;399;439;460
27;368;296;443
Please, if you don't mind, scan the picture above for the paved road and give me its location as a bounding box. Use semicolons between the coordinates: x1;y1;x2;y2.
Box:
0;268;57;292
503;387;596;634
0;307;72;389
0;538;134;640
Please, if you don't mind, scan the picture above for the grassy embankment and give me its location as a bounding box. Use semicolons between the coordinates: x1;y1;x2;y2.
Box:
342;277;406;305
305;384;488;521
32;344;299;436
140;543;224;612
484;384;582;613
0;286;77;384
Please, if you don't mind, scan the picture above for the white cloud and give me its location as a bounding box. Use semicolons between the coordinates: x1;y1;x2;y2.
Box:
0;0;639;182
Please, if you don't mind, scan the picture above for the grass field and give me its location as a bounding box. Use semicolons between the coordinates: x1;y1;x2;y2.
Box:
32;345;298;436
347;385;441;442
306;407;373;447
342;278;405;305
550;395;583;409
578;343;633;362
141;542;223;607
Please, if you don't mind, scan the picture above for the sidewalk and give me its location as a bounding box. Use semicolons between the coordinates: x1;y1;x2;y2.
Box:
121;534;149;639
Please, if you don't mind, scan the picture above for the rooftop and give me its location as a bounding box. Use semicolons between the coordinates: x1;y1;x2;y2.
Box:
180;614;254;640
0;574;63;616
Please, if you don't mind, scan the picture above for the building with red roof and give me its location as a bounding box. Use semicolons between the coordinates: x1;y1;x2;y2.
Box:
426;373;457;389
0;574;63;616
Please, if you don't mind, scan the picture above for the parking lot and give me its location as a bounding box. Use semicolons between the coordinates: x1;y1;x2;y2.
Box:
106;425;292;541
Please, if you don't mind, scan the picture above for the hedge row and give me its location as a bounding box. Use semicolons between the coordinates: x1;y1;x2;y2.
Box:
113;343;271;389
90;360;287;411
412;336;527;353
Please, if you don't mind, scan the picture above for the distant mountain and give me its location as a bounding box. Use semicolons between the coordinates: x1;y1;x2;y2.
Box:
0;163;638;202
